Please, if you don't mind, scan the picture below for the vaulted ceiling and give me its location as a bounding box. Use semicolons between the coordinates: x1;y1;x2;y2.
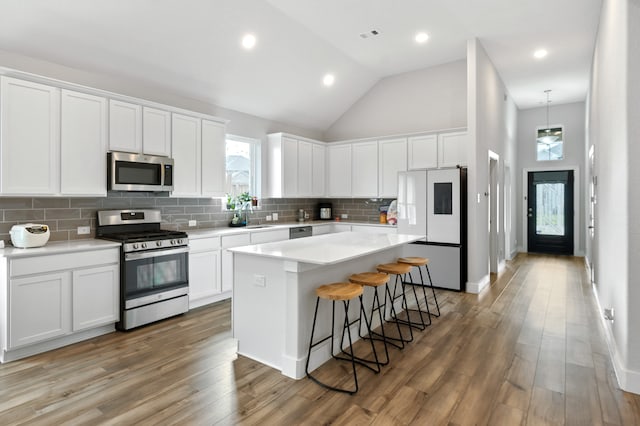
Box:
0;0;602;133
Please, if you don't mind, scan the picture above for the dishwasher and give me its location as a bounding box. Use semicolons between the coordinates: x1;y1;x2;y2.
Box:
289;226;312;239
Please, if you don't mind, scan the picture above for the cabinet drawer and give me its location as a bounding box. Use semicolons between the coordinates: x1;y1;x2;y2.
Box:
10;248;119;277
221;234;251;248
189;237;221;252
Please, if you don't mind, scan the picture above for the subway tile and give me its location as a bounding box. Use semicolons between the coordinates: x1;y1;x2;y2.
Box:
192;214;212;222
102;198;132;208
0;222;18;233
5;209;45;221
70;198;102;208
0;233;9;243
45;209;81;220
33;198;71;209
184;206;205;214
198;198;219;206
161;206;185;215
178;198;201;206
0;198;33;209
155;197;178;206
57;218;92;231
81;209;98;219
48;230;69;242
131;198;156;208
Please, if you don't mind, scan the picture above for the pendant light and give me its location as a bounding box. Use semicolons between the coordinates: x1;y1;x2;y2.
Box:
536;89;559;145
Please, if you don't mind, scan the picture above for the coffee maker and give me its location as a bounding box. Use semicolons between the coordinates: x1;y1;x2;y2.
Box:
318;203;332;220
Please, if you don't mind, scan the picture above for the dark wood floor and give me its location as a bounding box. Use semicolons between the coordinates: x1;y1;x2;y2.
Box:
1;253;639;425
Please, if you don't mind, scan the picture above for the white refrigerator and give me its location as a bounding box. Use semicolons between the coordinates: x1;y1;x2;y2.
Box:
397;167;467;291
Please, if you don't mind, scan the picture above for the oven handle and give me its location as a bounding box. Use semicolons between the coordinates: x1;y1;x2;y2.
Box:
124;246;189;261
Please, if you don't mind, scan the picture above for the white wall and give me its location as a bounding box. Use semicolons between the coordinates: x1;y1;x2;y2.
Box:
587;0;639;393
466;39;518;292
516;102;586;255
323;60;467;141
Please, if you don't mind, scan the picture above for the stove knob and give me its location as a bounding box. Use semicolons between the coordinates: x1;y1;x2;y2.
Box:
171;239;176;245
156;241;162;247
177;239;183;245
141;243;147;249
133;243;139;250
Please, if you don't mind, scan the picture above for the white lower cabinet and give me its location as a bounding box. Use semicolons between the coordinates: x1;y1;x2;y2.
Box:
188;237;222;309
1;247;120;362
221;234;251;294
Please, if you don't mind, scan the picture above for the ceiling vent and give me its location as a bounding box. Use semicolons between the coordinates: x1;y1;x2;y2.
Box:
359;30;380;39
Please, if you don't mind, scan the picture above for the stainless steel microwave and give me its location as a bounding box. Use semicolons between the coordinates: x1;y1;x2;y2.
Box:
108;152;174;192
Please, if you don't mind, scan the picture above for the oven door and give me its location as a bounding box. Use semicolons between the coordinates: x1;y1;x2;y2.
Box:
123;247;189;307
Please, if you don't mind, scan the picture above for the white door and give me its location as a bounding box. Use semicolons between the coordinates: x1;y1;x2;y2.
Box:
109;99;142;153
201;120;226;197
61;89;108;196
1;77;60;195
171;113;202;196
378;138;407;198
142;107;171;156
427;168;460;244
72;265;119;331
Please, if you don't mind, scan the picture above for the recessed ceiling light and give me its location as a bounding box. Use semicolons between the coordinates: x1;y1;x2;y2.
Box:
415;32;429;44
242;34;256;50
534;49;548;59
323;74;335;87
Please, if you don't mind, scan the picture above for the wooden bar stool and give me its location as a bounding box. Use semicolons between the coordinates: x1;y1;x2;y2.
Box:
305;282;380;395
376;262;417;344
398;256;441;317
349;272;396;363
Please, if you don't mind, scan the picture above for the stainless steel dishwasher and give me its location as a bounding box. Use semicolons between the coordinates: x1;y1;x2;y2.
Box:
289;226;312;239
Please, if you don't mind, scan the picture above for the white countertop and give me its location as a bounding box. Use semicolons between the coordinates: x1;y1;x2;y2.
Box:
228;231;423;265
0;239;121;259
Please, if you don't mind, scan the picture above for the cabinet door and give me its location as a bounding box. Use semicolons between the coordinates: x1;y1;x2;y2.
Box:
72;265;119;331
221;234;250;293
408;134;438;169
109;99;142;153
378;138;407;198
438;131;468;167
327;144;352;197
189;250;221;302
201;120;226;197
282;136;298;196
297;141;312;196
1;77;60;195
352;141;378;197
171;113;202;197
61;90;107;196
9;272;71;348
311;143;326;197
250;229;289;244
142;107;171;156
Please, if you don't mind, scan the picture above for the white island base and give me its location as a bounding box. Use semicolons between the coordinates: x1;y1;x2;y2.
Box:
230;232;422;379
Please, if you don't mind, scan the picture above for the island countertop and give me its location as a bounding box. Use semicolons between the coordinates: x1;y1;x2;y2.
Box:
227;231;424;265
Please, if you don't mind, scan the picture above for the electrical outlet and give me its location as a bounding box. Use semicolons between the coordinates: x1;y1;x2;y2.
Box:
77;226;90;235
272;213;278;221
341;213;348;219
266;215;272;221
253;274;266;287
188;220;197;227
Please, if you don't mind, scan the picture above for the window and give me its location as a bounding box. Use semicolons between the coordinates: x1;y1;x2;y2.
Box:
536;126;564;161
225;135;261;199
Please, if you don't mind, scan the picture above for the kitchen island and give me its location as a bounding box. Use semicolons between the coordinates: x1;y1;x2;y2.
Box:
229;231;423;379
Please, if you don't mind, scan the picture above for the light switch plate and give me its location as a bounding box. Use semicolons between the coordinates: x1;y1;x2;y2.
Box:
188;220;197;227
77;226;90;235
272;213;278;221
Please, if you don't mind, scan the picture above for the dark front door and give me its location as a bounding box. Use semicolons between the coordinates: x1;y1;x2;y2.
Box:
527;170;574;255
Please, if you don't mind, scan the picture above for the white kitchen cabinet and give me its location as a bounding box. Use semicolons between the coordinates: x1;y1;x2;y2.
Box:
312;143;326;196
408;134;438;170
142;106;171;156
378;138;407;198
352;141;378;198
9;272;71;349
171;113;202;197
331;224;352;233
312;224;332;236
221;233;250;293
109;99;142;153
189;237;222;308
72;265;119;331
60;89;108;196
201;119;227;197
297;141;312;195
327;144;352;197
0;77;60;195
351;224;398;235
438;131;468;167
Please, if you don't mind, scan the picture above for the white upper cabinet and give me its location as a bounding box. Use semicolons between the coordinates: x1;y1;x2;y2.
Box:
327;144;352;197
108;100;142;153
408;134;438;169
267;133;325;198
60;90;108;196
438;131;468;167
378;137;407;198
351;141;378;197
201;119;226;197
171;113;202;197
1;77;60;195
142;107;171;157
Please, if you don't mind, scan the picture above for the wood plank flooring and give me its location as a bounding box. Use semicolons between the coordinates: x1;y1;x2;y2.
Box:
1;253;639;425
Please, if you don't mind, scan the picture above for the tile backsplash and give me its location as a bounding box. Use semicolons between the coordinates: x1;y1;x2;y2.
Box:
0;193;394;244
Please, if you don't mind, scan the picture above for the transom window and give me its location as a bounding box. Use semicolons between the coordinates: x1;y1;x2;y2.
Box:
536;126;564;161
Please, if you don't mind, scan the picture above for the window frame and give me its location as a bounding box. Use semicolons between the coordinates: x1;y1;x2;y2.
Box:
224;134;262;202
535;124;565;162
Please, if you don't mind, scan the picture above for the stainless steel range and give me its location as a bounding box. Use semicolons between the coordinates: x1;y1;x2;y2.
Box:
97;209;189;330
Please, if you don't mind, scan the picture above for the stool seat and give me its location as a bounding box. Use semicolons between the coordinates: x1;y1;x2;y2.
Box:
398;257;429;267
377;263;412;275
316;282;363;301
349;272;389;287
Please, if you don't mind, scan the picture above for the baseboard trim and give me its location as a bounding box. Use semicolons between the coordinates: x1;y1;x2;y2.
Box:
592;284;640;395
467;274;490;294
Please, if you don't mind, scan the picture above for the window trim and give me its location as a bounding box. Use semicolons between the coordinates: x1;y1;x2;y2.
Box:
225;134;262;200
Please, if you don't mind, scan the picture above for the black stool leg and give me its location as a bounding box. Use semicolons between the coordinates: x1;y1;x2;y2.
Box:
384;275;412;345
358;288;390;366
405;271;432;328
336;296;381;373
389;274;416;341
420;264;441;317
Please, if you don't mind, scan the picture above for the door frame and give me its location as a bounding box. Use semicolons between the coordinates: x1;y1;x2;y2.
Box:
489;151;500;273
522;165;580;255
